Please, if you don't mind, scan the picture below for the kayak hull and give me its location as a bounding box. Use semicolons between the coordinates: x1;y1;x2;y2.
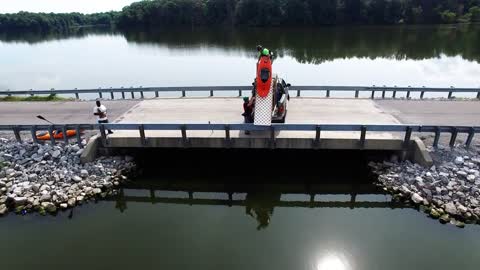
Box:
256;56;272;98
37;130;77;141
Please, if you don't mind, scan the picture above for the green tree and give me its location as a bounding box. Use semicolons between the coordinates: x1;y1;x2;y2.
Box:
439;10;457;23
283;0;310;25
469;6;480;21
307;0;336;25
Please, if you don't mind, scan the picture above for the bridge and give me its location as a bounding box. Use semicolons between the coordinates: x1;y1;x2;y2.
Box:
1;85;480;167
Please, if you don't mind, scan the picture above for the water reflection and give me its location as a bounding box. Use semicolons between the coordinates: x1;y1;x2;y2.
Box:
2;25;480;91
245;191;281;230
2;24;480;64
109;179;406;230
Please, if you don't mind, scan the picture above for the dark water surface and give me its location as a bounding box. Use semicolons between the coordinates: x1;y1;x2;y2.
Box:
1;149;480;270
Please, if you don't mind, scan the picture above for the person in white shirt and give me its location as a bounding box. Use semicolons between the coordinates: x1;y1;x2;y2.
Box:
93;100;113;134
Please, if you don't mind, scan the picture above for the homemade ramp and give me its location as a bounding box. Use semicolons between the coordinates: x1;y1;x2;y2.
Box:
254;74;277;126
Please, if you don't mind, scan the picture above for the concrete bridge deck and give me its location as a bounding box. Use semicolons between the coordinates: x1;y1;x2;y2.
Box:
1;98;478;126
101;98;404;150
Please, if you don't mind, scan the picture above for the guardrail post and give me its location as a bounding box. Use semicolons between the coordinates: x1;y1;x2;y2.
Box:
466;127;475;148
99;125;107;146
403;126;412;148
48;125;55;145
270;126;276;149
355;90;359;98
449;127;458;148
360;126;367;148
62;125;69;144
30;125;39;144
448;86;454;99
75;125;83;148
314;125;321;148
433;127;441;148
181;125;188;147
210;90;214;97
13;126;22;143
326;90;330;98
139;124;147;146
225;125;231;148
75;88;79;100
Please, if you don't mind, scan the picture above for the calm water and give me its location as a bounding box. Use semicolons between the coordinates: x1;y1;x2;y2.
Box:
1;25;480;95
1;149;480;270
1;26;480;269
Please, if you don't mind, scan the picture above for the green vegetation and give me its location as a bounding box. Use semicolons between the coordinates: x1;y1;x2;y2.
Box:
115;0;480;26
0;161;6;169
0;94;73;102
1;0;480;31
0;11;118;32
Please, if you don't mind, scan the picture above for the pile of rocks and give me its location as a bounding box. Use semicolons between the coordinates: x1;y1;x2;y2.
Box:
0;138;135;216
371;145;480;228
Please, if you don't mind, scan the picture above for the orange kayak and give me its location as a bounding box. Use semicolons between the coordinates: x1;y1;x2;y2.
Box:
37;130;77;140
256;56;272;98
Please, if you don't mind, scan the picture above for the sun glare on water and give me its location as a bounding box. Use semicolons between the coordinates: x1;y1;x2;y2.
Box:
316;253;351;270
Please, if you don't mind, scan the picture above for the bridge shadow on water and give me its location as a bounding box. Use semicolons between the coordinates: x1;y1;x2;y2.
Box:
109;149;407;230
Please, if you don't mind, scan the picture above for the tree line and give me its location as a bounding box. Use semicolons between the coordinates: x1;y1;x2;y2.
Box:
2;0;480;32
116;0;480;26
0;12;118;32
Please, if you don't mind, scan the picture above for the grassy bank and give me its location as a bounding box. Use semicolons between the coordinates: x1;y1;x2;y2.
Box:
0;94;73;102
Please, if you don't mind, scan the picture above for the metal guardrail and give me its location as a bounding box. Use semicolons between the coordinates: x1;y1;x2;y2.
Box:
0;123;478;149
1;85;479;99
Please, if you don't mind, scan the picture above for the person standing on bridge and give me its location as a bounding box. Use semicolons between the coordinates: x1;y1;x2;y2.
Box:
256;45;274;62
93;100;113;134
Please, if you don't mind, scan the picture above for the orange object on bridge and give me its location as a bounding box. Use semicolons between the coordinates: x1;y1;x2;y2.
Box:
36;130;77;141
256;56;272;98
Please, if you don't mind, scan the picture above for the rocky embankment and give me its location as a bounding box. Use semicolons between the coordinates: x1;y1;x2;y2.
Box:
371;145;480;228
0;138;135;216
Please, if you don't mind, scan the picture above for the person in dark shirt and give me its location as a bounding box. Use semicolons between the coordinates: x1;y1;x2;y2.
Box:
242;96;255;135
242;96;254;123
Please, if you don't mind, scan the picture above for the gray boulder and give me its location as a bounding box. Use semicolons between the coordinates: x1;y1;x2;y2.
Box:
0;204;7;215
80;170;89;178
411;193;424;204
454;157;464;165
444;202;458;216
51;150;61;159
14;197;27;205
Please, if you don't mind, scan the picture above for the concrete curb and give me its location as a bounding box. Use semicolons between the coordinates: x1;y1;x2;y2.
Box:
80;135;100;164
409;138;433;167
